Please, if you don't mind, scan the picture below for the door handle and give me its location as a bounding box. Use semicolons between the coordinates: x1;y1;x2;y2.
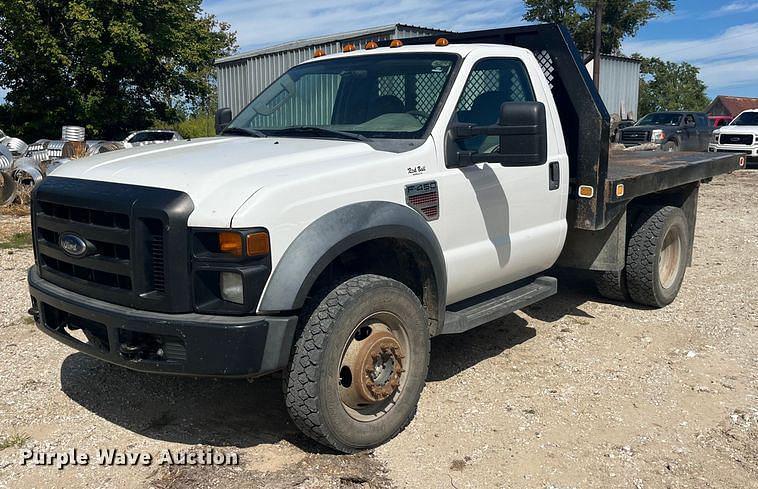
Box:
549;161;560;190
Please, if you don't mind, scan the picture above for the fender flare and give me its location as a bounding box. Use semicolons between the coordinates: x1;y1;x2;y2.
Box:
258;201;447;323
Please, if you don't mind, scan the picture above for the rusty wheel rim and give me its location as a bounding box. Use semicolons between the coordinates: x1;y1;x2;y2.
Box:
338;311;410;422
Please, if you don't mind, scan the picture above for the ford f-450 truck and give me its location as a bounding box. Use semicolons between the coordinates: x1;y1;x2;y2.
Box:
28;25;744;452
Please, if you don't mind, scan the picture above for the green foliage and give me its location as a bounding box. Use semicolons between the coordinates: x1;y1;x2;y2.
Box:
634;55;710;115
0;232;33;249
0;433;30;449
0;0;237;141
523;0;675;53
154;113;215;139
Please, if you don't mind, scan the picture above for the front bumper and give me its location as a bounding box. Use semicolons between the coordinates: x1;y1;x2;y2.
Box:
708;145;758;161
28;267;297;377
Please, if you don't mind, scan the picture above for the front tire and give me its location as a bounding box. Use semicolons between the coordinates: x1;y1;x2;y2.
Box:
626;206;689;307
662;141;678;152
285;274;430;453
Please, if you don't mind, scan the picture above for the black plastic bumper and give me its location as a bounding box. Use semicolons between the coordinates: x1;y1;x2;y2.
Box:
28;267;298;378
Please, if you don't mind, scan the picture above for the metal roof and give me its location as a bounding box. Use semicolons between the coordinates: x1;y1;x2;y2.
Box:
215;23;451;65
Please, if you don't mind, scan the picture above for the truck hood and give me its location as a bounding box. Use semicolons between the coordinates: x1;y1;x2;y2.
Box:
621;125;676;133
717;125;758;135
50;136;379;227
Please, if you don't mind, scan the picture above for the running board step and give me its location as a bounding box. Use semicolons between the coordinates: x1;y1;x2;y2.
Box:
440;276;557;335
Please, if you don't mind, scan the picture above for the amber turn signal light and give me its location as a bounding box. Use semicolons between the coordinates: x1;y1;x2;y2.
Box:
219;232;243;256
246;232;270;257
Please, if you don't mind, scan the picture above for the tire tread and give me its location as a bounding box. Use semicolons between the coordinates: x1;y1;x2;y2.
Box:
285;274;428;452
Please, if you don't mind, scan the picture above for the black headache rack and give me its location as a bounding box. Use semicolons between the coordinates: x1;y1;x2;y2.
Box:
392;24;742;231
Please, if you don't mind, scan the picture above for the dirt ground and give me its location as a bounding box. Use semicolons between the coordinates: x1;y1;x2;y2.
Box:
0;170;756;489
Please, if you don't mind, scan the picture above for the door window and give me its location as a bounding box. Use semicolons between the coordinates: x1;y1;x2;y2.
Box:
453;58;535;153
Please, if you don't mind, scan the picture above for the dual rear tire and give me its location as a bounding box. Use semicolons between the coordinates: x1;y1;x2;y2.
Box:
595;205;689;308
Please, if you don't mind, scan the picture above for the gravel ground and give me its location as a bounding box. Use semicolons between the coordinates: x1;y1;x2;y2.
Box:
0;170;756;489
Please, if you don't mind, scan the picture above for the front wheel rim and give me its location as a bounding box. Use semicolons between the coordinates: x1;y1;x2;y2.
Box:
337;311;411;422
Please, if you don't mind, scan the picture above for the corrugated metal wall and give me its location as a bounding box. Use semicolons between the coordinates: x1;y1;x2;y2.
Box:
585;55;640;119
217;25;442;116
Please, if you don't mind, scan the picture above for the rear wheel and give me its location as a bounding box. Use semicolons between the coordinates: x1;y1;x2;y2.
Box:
626;206;689;307
594;269;630;301
285;274;430;453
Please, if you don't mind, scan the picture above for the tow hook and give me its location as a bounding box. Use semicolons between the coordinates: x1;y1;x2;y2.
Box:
119;341;165;361
28;301;40;322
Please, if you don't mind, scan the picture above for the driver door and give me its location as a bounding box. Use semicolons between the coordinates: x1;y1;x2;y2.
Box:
437;56;567;303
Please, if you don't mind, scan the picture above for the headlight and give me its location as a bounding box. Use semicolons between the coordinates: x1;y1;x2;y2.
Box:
711;132;720;143
651;129;665;142
220;271;244;304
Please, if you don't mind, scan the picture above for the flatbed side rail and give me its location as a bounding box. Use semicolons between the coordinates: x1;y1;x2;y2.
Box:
392;24;612;230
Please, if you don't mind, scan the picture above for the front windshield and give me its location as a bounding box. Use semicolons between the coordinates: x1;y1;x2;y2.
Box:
731;112;758;126
226;53;458;139
636;113;683;126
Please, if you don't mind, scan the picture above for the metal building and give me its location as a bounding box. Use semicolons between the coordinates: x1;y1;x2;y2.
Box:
585;53;641;120
216;24;640;120
215;24;448;116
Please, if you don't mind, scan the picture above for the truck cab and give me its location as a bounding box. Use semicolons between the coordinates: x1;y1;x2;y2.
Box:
28;24;741;453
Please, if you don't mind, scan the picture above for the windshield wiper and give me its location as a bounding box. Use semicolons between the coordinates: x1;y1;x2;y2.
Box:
221;127;268;138
271;126;369;142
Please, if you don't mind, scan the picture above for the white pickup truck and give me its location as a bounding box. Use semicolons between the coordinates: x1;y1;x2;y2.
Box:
28;24;742;453
709;109;758;164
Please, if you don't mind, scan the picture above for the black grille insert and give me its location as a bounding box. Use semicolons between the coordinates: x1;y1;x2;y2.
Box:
33;177;194;313
39;201;129;229
720;134;754;145
150;233;166;292
621;130;649;143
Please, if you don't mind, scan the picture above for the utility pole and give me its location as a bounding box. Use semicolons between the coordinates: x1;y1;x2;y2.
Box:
593;0;604;89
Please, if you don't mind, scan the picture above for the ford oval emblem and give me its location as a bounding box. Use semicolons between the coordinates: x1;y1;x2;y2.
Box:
59;233;88;257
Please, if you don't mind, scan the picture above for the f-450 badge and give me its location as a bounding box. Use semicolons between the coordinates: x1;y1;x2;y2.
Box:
405;181;439;221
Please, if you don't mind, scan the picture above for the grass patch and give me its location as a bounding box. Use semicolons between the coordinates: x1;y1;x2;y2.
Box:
0;203;30;217
0;232;32;249
0;433;30;450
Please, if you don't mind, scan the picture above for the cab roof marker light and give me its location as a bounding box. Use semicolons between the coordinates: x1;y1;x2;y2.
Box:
435;37;449;47
365;41;378;50
314;49;326;58
342;44;356;53
389;39;403;48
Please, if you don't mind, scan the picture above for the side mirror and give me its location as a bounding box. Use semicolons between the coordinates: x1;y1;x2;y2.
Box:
448;101;547;166
215;108;233;135
496;102;547;165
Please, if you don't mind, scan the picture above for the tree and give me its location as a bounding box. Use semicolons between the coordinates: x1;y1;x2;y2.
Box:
0;0;236;141
634;56;709;115
523;0;675;54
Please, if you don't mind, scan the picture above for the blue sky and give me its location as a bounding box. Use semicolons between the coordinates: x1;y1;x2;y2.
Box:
201;0;758;99
1;1;756;101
